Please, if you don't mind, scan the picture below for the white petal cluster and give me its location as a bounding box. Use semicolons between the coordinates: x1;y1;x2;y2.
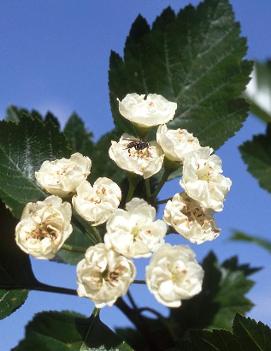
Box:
164;193;220;244
146;244;204;307
181;147;232;212
72;178;121;226
35;153;91;197
109;134;164;179
15;196;72;259
156;124;201;162
77;243;136;307
104;198;167;258
118;93;177;128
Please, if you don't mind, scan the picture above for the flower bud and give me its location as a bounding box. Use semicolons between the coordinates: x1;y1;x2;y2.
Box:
35;153;91;197
109;134;164;179
146;244;204;307
164;193;220;244
15;195;72;259
72;178;121;226
118;93;177;128
77;243;136;307
104;198;167;258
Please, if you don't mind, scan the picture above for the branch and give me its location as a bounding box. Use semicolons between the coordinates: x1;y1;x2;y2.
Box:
1;283;78;296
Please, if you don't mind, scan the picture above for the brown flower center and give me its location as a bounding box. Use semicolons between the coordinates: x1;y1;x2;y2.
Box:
31;223;57;240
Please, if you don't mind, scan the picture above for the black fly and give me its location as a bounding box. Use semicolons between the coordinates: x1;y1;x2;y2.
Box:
124;138;150;156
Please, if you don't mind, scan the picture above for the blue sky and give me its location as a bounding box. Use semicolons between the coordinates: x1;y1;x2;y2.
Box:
0;1;271;350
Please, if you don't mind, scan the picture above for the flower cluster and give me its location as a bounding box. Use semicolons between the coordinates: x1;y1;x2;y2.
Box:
15;93;231;310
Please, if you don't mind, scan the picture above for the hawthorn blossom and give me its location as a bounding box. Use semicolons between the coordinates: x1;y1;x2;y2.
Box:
118;93;177;127
164;193;220;244
156;124;201;162
146;244;204;307
15;196;72;259
109;134;164;179
35;153;91;197
104;198;167;258
180;147;232;211
72;178;121;226
77;243;136;307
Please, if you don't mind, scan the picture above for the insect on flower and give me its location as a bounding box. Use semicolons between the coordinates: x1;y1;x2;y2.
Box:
124;138;150;156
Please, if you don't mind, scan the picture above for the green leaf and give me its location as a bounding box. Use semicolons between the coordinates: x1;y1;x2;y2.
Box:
13;310;133;351
0;289;28;321
109;0;252;149
240;124;271;193
233;314;271;351
0;113;70;218
5;105;43;124
64;113;94;157
0;201;38;319
182;314;271;351
245;61;271;123
231;230;271;254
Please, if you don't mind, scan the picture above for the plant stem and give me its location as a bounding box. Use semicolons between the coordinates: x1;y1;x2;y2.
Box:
145;178;151;202
126;174;138;202
3;283;78;296
137;307;164;319
133;280;146;285
116;298;164;351
156;197;172;205
127;290;138;310
92;307;100;318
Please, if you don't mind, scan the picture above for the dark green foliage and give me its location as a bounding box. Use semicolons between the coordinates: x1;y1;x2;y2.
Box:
116;252;258;350
109;0;252;149
0;113;70;218
231;230;271;254
240;124;271;193
0;201;37;319
245;61;271;123
182;314;271;350
64;113;94;157
13;310;133;350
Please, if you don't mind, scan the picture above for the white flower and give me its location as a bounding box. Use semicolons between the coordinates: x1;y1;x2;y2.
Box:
72;178;121;226
146;243;204;308
77;243;136;308
35;153;92;197
180;147;232;212
156;124;201;162
15;195;72;259
118;93;177;128
104;198;167;258
109;134;164;179
164;193;220;244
